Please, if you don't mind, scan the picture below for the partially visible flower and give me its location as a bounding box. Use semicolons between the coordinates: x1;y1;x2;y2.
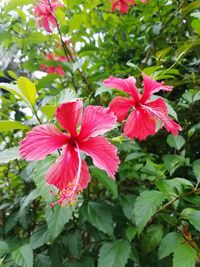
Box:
40;52;69;76
111;0;148;14
20;100;120;206
34;0;63;32
104;74;182;140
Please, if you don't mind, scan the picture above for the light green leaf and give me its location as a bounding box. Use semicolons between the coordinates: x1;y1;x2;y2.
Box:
0;146;21;164
167;135;185;150
193;159;200;181
86;202;113;235
0;121;28;132
4;0;35;12
134;190;166;234
192;19;200;34
12;244;33;267
158;232;183;259
0;241;10;258
17;77;36;107
90;166;118;198
98;240;131;267
46;205;73;240
182;209;200;232
30;225;49;249
173;243;197;267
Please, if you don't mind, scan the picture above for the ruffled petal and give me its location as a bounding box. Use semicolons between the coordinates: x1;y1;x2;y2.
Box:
109;96;133;122
79;136;120;179
46;145;90;191
142;98;182;135
55;100;83;137
19;124;69;161
141;74;172;103
78;106;117;141
124;109;156;140
103;76;140;101
41;17;52;32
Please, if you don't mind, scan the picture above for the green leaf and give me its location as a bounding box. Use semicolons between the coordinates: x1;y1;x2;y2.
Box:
45;205;73;240
158;232;183;259
17;77;36;107
173;243;197;267
98;239;131;267
182;209;200;232
162;155;188;175
134;190;166;234
193;159;200;181
4;0;35;12
90;166;118;198
35;254;52;267
30;225;49;249
125;225;137;242
192;19;200;34
0;146;21;164
12;244;33;267
0;241;10;258
65;231;82;259
167;135;185;150
0;120;29;132
86;201;113;235
142;225;163;253
120;195;135;220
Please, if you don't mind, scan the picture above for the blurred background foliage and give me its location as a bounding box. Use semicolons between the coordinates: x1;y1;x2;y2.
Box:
0;0;200;266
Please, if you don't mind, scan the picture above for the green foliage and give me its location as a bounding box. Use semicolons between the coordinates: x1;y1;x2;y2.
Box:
1;0;200;266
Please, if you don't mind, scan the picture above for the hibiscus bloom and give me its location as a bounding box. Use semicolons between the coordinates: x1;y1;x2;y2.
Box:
19;100;120;205
104;74;182;140
40;52;68;77
34;0;63;32
111;0;148;14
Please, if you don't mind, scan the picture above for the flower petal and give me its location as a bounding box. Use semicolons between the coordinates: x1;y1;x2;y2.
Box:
141;74;172;103
19;124;69;161
46;145;90;191
124;109;156;140
142;98;182;135
103;76;140;101
55;100;83;137
78;106;117;141
79;136;120;179
109;96;133;122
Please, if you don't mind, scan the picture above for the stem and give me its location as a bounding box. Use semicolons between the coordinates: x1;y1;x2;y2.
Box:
47;0;91;92
33;107;42;125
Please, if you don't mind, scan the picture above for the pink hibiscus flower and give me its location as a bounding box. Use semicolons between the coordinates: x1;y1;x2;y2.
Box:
34;0;63;32
19;100;120;206
40;52;68;77
104;74;182;140
111;0;148;14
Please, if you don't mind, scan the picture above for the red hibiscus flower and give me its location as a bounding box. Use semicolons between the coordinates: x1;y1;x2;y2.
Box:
104;74;182;140
34;0;63;32
19;100;120;205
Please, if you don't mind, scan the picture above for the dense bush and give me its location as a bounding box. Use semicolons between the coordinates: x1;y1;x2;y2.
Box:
0;0;200;266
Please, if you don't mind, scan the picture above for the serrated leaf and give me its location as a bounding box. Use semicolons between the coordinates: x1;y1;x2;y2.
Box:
87;201;113;235
17;77;36;107
46;205;73;240
0;121;29;132
30;225;49;249
142;225;163;253
173;243;197;267
193;159;200;181
167;135;185;150
12;244;33;267
182;209;200;232
0;241;10;258
35;254;52;267
158;232;183;259
98;240;131;267
90;166;118;197
134;190;166;234
120;195;135;220
65;231;82;259
0;146;21;164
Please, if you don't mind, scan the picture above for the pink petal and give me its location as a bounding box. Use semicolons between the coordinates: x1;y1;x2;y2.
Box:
78;106;117;141
142;98;182;135
103;76;140;101
109;96;133;122
124;109;156;140
41;16;52;32
46;145;90;191
79;136;120;179
46;66;56;74
55;66;65;76
19;124;69;161
140;74;173;103
55;100;83;137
